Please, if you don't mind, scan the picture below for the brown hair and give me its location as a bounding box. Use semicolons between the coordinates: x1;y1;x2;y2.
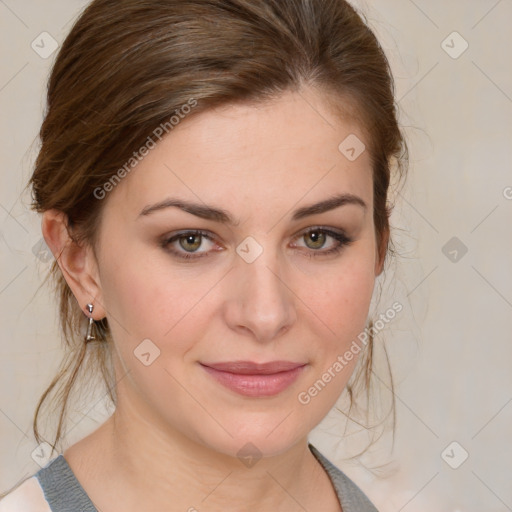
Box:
30;0;408;453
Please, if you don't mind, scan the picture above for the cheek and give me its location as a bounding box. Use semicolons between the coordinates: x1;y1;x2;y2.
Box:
299;250;375;397
98;241;223;362
308;254;375;337
297;259;375;405
99;254;206;412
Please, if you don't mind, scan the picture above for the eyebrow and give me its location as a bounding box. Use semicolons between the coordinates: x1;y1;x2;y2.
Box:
138;193;367;225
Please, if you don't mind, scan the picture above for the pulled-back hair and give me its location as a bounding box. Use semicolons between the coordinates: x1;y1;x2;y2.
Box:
30;0;408;452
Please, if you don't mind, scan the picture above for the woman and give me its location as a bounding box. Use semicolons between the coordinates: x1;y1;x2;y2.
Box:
0;0;407;510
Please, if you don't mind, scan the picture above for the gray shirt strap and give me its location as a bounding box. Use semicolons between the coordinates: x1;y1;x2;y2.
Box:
35;446;377;512
308;443;379;511
36;455;98;512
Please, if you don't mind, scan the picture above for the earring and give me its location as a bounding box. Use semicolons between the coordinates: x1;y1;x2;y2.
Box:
85;303;96;342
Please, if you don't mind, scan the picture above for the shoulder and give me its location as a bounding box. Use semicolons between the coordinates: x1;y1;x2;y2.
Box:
0;476;51;512
309;443;379;512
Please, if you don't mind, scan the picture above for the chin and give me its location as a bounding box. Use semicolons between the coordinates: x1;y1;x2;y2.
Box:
190;413;311;462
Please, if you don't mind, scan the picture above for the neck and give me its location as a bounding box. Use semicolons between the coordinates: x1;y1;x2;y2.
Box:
88;392;329;512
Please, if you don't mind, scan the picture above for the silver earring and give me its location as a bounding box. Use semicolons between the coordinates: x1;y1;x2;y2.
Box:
85;303;96;342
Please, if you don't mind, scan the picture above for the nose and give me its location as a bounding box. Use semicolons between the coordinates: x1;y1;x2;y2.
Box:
223;248;297;344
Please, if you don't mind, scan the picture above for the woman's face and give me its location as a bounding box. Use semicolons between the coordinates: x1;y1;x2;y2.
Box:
93;87;381;458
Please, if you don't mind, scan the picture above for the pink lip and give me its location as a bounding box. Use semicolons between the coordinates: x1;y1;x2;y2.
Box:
200;361;307;397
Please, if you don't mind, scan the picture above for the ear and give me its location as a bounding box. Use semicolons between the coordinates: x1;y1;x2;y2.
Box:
41;209;106;320
374;225;390;276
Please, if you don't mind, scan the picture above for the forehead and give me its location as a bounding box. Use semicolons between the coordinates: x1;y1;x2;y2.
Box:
104;88;373;222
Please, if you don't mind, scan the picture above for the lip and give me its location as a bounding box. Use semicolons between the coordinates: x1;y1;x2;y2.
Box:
200;361;307;397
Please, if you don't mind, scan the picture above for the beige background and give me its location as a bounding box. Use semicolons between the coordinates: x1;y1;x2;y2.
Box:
1;0;511;510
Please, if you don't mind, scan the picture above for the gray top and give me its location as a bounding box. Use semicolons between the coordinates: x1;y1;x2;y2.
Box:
35;443;378;511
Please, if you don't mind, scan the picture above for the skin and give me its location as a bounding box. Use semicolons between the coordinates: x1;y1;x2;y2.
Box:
43;86;387;512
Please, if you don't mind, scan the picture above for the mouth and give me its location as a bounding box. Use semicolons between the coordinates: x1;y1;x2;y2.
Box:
199;360;308;397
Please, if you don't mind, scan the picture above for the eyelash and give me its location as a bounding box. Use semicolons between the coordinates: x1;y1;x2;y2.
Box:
161;227;353;261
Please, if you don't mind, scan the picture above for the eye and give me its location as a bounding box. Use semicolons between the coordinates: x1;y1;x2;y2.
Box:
161;230;219;260
161;227;353;261
292;227;353;258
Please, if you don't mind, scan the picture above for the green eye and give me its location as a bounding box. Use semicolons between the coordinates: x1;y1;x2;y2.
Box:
162;230;215;260
303;230;327;250
178;233;203;252
295;227;353;258
161;227;353;261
